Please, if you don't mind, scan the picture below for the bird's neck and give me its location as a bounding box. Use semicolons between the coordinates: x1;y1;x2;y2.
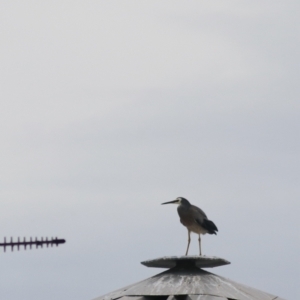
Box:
177;203;190;212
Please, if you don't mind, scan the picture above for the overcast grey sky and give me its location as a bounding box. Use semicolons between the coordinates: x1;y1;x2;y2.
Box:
0;1;299;300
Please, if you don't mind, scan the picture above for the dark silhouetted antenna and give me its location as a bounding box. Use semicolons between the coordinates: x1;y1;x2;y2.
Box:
0;237;66;252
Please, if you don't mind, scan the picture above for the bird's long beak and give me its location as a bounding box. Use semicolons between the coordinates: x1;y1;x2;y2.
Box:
161;200;178;205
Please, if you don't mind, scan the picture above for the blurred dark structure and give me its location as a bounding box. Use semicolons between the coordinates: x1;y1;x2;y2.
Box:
93;256;285;300
0;237;66;252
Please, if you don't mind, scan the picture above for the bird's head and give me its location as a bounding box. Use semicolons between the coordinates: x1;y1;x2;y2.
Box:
161;197;190;206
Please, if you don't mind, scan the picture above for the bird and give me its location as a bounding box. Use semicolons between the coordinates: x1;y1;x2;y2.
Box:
161;197;218;256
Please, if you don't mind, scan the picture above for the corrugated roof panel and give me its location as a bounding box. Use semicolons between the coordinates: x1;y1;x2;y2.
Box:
189;295;228;300
115;268;275;300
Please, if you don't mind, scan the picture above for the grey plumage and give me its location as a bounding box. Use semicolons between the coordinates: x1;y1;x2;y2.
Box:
162;197;218;256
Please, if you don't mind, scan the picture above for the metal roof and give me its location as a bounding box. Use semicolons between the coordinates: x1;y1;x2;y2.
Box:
93;256;286;300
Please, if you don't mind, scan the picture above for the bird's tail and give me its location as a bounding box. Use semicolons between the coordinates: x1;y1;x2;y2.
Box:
203;219;218;235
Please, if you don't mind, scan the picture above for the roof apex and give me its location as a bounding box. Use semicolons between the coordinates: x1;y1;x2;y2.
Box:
141;255;230;269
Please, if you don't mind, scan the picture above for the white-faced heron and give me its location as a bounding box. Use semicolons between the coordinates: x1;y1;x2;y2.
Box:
162;197;218;256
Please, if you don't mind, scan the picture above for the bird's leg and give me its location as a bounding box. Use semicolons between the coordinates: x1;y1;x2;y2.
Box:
185;230;191;256
198;235;202;256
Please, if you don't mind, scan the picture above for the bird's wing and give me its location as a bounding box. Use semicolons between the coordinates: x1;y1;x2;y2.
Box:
191;205;207;219
191;205;218;233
